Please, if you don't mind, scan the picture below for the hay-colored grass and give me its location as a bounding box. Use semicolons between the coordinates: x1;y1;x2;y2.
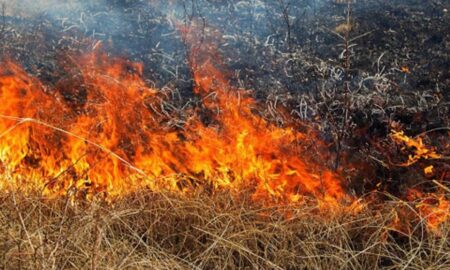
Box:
0;187;448;270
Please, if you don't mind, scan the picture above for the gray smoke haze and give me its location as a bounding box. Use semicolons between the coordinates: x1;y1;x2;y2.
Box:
2;0;405;94
0;0;327;37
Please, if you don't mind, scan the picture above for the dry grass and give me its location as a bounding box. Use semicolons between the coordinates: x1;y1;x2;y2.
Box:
0;188;448;270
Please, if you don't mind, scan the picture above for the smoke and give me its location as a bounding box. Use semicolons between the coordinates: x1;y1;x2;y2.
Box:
1;0;323;38
2;0;95;18
0;0;348;94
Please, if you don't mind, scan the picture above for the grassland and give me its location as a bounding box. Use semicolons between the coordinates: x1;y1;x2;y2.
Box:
0;188;448;270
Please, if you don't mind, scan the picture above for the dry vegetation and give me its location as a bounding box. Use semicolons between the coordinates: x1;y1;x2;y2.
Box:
0;188;448;270
0;1;449;269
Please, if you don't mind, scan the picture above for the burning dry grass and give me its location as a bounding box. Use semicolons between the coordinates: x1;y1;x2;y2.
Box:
0;188;448;270
0;2;448;269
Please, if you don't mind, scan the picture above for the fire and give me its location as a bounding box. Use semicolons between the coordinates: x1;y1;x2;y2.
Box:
0;23;348;206
407;189;450;234
390;130;442;166
0;19;447;235
424;165;434;175
389;129;449;233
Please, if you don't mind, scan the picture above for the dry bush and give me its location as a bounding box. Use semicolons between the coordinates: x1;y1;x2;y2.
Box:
0;188;448;270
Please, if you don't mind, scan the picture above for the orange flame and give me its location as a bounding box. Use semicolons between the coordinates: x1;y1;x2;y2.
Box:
389;130;449;232
407;189;450;234
390;130;442;166
0;23;349;207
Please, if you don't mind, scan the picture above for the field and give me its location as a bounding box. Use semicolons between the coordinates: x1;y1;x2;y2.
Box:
0;0;449;269
1;190;448;269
